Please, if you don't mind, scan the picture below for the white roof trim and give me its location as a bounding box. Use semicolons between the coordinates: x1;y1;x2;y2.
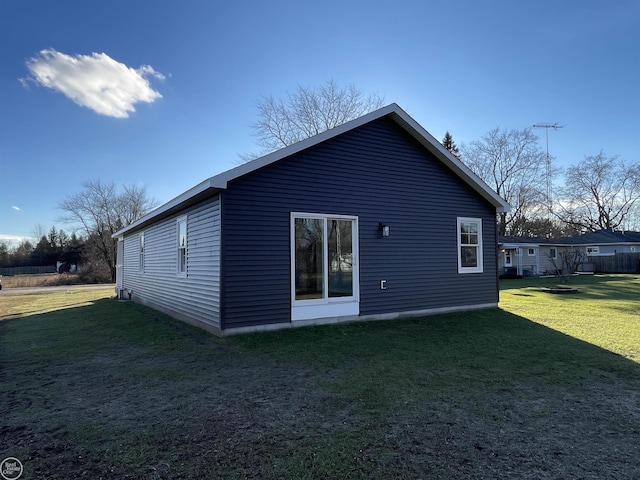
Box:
113;103;510;238
501;243;542;249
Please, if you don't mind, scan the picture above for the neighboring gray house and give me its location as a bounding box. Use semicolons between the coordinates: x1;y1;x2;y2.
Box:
498;236;559;277
499;230;640;276
561;230;640;256
113;104;510;336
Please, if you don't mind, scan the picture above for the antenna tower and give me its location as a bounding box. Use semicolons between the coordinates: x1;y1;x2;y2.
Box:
532;123;563;214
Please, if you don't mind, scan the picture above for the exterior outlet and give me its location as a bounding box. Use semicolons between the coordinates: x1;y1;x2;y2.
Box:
380;280;387;290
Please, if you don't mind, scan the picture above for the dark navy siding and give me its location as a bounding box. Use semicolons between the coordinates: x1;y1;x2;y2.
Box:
220;117;498;329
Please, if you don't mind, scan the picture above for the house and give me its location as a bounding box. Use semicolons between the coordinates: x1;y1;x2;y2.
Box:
499;229;640;276
561;230;640;256
112;104;510;336
498;236;560;277
561;230;640;273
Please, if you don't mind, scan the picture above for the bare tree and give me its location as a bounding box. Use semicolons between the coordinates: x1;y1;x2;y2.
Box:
513;217;581;239
59;180;157;282
0;242;9;267
244;79;384;159
548;248;587;283
461;128;548;236
555;151;640;232
9;239;34;266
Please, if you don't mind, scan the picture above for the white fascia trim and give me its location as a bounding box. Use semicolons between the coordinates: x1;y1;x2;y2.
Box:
386;108;511;213
112;177;219;238
501;243;541;249
209;104;402;189
217;104;510;214
113;103;510;238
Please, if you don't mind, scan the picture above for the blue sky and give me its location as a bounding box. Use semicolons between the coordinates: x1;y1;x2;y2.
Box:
2;0;639;245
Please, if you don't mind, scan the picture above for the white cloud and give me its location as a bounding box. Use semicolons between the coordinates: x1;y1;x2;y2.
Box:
11;205;20;211
0;234;32;247
23;49;165;118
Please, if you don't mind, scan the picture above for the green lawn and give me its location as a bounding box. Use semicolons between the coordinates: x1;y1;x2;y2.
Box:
1;277;639;479
500;274;640;362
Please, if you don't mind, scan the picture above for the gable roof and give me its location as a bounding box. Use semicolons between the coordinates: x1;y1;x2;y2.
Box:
113;103;510;238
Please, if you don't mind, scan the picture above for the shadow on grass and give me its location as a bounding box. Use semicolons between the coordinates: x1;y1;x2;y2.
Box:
1;298;639;479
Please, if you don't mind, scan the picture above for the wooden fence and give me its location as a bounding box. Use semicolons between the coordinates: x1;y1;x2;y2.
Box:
0;265;57;276
587;253;640;274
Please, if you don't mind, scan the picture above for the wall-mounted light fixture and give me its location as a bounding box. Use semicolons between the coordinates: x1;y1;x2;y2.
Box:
379;223;390;237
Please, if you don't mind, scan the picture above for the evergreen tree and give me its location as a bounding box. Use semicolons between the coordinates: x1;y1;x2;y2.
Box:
442;131;460;158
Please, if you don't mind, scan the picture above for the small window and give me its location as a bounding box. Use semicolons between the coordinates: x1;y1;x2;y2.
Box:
549;247;557;259
586;246;599;255
177;216;187;276
528;248;535;256
457;217;483;274
139;233;145;272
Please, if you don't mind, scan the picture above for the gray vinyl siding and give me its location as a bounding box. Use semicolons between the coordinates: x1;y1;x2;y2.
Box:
590;244;625;255
122;197;221;328
220;117;498;330
539;246;559;274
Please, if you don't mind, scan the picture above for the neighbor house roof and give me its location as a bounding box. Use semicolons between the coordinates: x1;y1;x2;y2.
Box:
113;103;511;238
499;230;640;248
560;230;640;245
499;235;558;246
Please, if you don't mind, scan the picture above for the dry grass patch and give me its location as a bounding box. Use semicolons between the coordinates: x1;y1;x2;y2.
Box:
0;287;114;319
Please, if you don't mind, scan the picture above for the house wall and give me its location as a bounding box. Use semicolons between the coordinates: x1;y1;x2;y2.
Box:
122;197;221;329
586;244;633;255
499;247;539;276
220;117;498;330
539;246;560;275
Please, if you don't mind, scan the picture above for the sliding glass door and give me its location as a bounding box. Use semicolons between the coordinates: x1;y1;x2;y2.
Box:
291;213;359;321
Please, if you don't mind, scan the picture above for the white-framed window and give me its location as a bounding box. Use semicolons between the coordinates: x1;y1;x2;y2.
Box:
586;246;599;255
177;215;187;276
528;248;536;256
549;247;557;259
139;232;145;272
504;250;512;267
457;217;483;274
291;212;359;321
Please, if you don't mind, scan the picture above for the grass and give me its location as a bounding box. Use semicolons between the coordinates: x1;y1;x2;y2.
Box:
1;276;639;479
1;273;88;288
0;287;114;319
500;274;640;361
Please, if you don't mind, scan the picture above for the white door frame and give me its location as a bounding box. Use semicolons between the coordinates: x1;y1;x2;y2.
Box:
290;212;360;321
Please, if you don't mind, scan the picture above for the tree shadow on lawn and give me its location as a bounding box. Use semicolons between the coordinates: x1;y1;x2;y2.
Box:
1;299;640;480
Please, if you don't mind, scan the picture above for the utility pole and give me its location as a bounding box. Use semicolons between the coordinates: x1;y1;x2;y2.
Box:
533;123;563;215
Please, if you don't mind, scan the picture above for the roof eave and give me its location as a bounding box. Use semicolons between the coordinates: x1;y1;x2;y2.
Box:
112;103;510;238
385;108;511;213
212;104;510;212
112;178;222;238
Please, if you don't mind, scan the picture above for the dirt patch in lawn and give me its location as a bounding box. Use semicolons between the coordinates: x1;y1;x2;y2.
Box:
385;382;640;479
